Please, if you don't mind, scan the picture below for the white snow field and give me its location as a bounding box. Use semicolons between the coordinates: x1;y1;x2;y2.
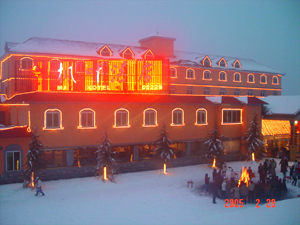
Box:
1;159;299;225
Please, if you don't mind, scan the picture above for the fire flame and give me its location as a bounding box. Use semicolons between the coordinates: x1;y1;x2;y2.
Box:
103;167;107;180
238;167;250;187
31;172;34;187
164;163;167;174
252;153;255;161
212;157;216;168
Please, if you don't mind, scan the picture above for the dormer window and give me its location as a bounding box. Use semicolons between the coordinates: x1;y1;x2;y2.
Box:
99;46;112;57
218;58;227;67
144;50;154;60
122;48;134;59
233;60;241;69
202;56;211;67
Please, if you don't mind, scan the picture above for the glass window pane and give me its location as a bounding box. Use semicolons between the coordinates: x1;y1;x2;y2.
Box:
46;113;52;128
14;152;20;170
53;112;59;127
87;112;93;126
7;152;13;171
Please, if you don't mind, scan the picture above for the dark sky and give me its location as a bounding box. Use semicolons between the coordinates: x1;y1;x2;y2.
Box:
1;0;299;95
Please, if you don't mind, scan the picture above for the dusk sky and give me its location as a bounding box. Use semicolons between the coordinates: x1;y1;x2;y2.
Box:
0;0;299;95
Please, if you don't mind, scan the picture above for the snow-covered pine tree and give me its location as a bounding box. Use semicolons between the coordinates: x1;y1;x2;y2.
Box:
95;131;117;182
24;128;43;188
204;123;225;168
243;113;266;161
154;124;174;163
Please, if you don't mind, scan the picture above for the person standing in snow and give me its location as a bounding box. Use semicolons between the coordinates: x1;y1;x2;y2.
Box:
240;182;249;205
230;168;235;187
212;180;218;204
248;181;255;203
212;168;217;181
35;177;45;196
233;184;240;200
221;179;226;199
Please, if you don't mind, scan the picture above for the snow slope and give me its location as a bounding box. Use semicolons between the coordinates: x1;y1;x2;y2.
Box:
0;160;299;225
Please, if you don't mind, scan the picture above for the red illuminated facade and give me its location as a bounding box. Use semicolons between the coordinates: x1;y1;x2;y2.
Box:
0;35;282;183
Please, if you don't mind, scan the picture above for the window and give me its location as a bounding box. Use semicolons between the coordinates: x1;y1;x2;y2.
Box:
186;68;195;79
115;108;130;128
186;87;194;94
44;109;63;130
20;57;33;70
143;109;157;127
234;73;241;82
203;57;211;67
79;109;95;128
204;88;210;95
50;59;60;72
6;151;21;171
248;74;254;83
261;91;266;97
172;108;184;126
170;87;176;94
219;72;226;81
219;58;227;67
100;46;111;57
233;60;241;68
234;89;240;96
248;90;254;96
260;75;267;84
219;89;226;95
196;109;207;125
273;91;278;96
170;68;177;78
222;109;242;124
75;61;85;73
203;70;211;80
272;76;279;85
123;48;134;59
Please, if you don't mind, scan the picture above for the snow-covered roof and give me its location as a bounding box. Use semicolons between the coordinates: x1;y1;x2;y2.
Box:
170;51;284;75
4;37;150;60
3;36;284;75
262;95;300;115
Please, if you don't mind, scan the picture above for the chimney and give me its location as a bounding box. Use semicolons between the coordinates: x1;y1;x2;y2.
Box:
138;35;176;57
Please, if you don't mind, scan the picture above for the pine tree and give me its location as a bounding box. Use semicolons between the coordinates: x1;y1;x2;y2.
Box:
204;123;225;168
154;124;174;162
243;114;266;161
24;129;43;188
95;131;117;182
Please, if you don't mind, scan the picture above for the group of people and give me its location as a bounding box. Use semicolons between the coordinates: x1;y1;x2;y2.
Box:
206;160;294;204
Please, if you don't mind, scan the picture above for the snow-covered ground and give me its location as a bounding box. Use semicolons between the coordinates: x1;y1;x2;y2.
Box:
1;159;299;225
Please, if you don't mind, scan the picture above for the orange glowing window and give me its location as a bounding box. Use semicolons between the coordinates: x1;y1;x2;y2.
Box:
20;57;33;70
99;45;112;57
171;108;184;126
203;70;211;80
234;73;241;82
219;71;227;81
143;108;158;127
170;67;177;78
202;56;211;67
186;68;195;79
233;60;241;69
79;108;96;129
222;109;242;124
218;58;227;67
247;74;255;83
195;108;207;125
144;50;154;60
272;76;279;85
114;108;130;128
44;109;63;130
260;75;267;84
122;48;134;59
